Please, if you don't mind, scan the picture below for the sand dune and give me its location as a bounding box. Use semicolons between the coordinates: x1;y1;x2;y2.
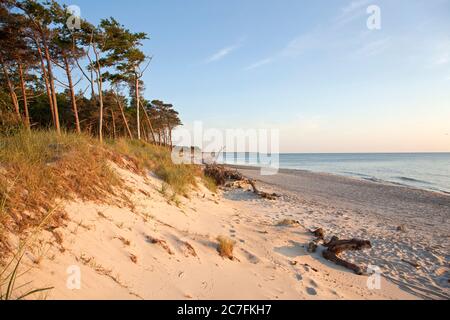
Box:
15;163;437;300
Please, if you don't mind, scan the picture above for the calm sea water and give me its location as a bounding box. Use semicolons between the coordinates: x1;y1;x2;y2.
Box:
217;153;450;194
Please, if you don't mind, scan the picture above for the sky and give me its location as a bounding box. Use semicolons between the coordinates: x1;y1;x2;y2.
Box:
59;0;450;153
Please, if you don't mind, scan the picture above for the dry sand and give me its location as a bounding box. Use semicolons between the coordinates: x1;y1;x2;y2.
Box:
13;163;449;300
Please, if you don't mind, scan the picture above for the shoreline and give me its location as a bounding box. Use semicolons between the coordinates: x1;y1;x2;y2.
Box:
224;164;450;197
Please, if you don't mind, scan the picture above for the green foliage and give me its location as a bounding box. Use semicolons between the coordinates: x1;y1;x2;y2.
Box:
0;0;181;145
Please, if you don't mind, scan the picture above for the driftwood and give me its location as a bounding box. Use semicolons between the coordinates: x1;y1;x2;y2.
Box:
204;164;244;185
311;230;372;275
204;164;280;200
247;179;280;200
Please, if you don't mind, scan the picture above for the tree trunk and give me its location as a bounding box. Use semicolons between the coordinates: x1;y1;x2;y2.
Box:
157;130;162;146
163;128;168;146
141;120;148;142
63;54;81;133
110;107;116;139
113;91;133;139
42;39;61;135
135;74;141;140
32;33;55;125
93;46;104;143
97;75;104;143
18;63;30;131
140;99;157;143
0;54;20;121
169;126;173;149
166;121;173;149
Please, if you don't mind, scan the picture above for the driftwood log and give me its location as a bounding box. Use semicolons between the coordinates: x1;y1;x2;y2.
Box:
311;229;372;275
204;164;244;185
204;164;280;200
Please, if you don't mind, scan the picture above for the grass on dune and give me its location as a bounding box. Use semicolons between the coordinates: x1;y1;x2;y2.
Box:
0;131;121;231
107;138;215;194
216;236;235;260
107;138;199;194
0;130;214;261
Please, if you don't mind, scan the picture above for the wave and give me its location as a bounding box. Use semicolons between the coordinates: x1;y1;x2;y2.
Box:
395;176;432;185
363;177;383;183
342;171;372;178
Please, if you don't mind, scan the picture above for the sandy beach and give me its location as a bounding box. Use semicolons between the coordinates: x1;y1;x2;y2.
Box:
232;165;450;299
13;162;448;300
2;0;450;306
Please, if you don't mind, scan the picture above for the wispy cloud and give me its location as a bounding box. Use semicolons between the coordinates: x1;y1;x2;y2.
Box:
245;34;315;70
281;34;315;57
334;0;371;26
355;37;391;57
244;58;274;70
205;40;243;64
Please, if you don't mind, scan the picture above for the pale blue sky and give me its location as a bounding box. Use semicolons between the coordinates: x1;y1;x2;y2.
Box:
60;0;450;152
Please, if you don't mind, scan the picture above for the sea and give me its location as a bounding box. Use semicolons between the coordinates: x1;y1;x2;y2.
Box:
215;153;450;194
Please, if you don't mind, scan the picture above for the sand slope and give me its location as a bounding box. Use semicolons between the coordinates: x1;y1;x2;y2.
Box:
15;164;418;300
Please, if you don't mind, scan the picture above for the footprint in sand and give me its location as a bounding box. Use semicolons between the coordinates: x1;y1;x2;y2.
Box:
306;287;317;296
240;249;260;264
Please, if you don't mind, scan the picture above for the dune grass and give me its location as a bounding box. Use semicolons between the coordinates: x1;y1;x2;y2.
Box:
0;130;210;262
216;236;236;260
107;138;202;195
0;130;121;240
0;207;57;300
202;175;218;193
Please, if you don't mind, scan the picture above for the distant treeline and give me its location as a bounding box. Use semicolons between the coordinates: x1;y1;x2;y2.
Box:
0;0;181;145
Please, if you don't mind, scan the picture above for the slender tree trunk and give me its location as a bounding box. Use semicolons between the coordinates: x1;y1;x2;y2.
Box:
110;107;116;139
113;91;133;139
18;63;30;131
141;121;147;142
72;35;96;102
32;33;55;125
42;38;61;135
135;74;141;140
163;128;168;146
158;129;162;146
0;54;20;120
97;75;104;143
93;46;104;143
63;54;81;133
140;99;157;143
168;125;173;149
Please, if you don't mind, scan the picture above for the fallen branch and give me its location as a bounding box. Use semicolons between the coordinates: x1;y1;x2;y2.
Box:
310;230;372;275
